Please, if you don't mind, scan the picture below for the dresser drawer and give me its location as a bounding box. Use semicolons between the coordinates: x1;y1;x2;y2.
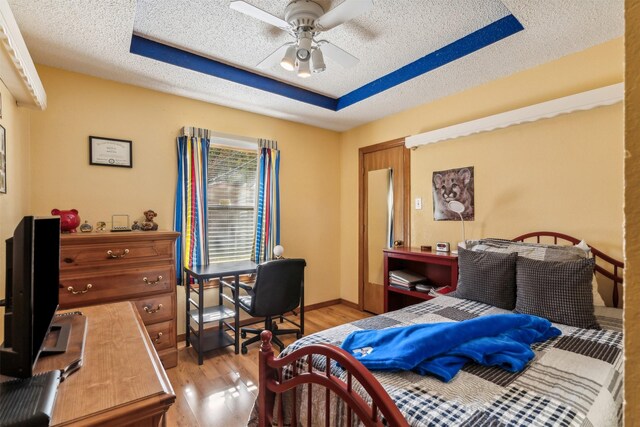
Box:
59;265;173;308
133;293;175;325
146;320;176;352
60;238;174;271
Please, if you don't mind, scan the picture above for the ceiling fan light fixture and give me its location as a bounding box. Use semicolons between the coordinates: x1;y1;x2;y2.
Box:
297;58;311;78
235;1;366;77
280;45;297;71
296;35;312;61
311;47;326;73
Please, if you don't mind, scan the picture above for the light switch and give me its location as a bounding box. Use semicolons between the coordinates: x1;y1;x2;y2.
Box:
415;198;422;210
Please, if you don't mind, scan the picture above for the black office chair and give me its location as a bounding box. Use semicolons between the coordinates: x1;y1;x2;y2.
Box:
235;258;306;354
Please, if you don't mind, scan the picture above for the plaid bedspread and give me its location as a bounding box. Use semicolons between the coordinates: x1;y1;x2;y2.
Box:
279;295;623;427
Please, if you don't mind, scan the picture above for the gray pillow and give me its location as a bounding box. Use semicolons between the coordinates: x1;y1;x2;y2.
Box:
456;248;518;310
515;257;599;329
466;238;587;262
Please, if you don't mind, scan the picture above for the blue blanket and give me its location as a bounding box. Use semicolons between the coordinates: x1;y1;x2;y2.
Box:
340;314;561;382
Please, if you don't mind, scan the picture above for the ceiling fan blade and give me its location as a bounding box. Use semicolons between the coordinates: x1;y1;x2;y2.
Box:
257;43;293;69
319;41;359;68
315;0;374;31
230;1;291;31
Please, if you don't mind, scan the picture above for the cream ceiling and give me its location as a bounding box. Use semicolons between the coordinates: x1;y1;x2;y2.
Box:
8;0;623;131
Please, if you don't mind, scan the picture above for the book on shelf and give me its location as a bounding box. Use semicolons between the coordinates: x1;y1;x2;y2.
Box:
389;278;415;289
389;283;416;291
415;283;436;293
389;269;428;285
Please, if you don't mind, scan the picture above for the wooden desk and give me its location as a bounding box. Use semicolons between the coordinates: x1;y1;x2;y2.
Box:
39;302;175;426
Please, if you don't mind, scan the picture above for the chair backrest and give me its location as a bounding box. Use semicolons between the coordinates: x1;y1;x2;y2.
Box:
250;258;306;318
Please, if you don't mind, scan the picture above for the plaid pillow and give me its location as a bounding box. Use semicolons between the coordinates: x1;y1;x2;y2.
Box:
456;248;518;310
515;257;599;329
466;238;587;261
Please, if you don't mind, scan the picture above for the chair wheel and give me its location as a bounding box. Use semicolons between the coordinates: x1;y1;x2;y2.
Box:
241;331;246;338
273;323;278;331
241;346;248;355
296;332;302;339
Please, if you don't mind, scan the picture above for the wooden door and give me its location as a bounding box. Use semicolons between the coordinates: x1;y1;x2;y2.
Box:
359;139;410;314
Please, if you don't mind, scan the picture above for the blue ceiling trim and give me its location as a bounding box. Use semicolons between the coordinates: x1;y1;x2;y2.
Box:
130;35;338;110
336;14;524;111
130;13;523;112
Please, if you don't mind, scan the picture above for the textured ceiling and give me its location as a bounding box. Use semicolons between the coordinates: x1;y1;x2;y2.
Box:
133;0;511;97
8;0;623;131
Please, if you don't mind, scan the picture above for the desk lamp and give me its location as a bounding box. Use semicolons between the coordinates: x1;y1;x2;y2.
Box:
273;245;285;259
447;200;466;252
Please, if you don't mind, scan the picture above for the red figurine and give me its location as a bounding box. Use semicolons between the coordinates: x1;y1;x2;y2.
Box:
51;208;81;233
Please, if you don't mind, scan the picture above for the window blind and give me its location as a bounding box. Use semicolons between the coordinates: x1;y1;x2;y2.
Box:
207;146;257;263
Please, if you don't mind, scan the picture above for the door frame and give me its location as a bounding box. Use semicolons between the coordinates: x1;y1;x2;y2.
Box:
358;138;411;311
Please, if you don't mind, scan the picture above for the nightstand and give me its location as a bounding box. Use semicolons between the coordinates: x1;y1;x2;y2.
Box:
384;247;458;312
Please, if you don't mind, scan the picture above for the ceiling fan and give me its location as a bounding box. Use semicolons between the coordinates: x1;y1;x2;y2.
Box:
230;0;374;78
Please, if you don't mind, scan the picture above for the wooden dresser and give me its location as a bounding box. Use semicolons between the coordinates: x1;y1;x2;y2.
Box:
58;231;180;368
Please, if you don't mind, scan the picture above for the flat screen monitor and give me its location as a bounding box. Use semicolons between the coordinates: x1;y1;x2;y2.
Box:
1;216;60;378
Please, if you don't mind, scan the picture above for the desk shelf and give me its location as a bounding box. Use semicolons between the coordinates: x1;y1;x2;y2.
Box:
188;327;235;353
189;305;235;325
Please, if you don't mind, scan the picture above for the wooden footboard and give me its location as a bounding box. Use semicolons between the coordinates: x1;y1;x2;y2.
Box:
258;330;408;427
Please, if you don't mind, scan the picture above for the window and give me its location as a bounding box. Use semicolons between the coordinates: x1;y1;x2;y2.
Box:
207;145;257;263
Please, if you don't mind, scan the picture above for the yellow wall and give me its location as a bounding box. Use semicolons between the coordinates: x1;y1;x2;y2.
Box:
28;66;342;334
625;0;639;422
0;81;32;337
339;38;624;304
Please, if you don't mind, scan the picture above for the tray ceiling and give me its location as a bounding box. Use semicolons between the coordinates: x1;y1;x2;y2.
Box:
8;0;623;131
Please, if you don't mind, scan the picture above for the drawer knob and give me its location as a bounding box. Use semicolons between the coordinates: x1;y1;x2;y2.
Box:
143;275;163;285
144;303;164;314
67;284;92;295
154;332;163;343
107;249;129;259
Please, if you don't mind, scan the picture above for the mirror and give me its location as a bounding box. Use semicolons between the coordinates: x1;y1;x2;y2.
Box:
367;168;394;285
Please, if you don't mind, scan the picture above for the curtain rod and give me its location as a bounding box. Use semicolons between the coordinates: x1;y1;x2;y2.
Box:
180;126;260;150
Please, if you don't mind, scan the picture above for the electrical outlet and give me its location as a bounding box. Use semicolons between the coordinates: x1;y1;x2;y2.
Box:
415;198;422;210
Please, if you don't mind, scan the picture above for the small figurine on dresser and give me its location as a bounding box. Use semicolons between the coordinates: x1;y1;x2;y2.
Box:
51;208;81;233
141;210;159;231
79;221;93;233
95;221;107;232
131;220;142;231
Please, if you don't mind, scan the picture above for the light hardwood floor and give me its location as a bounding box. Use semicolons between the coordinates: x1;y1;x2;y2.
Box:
164;303;371;427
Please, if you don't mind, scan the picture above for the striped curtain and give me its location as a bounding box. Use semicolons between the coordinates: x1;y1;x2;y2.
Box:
252;139;280;264
174;135;210;284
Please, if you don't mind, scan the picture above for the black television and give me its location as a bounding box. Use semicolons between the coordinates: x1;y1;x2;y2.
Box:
1;216;61;378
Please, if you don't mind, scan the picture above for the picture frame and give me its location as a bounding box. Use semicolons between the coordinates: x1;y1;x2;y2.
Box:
0;125;6;194
432;166;475;221
89;136;132;168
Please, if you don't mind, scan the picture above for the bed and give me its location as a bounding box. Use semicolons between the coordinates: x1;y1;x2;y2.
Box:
253;232;624;426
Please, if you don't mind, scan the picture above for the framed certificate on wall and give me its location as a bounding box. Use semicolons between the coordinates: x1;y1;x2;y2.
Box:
89;136;132;168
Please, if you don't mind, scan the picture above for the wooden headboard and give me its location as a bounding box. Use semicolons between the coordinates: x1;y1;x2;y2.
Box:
512;231;624;308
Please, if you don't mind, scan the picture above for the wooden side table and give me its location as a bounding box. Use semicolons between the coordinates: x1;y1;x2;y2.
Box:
383;247;458;312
